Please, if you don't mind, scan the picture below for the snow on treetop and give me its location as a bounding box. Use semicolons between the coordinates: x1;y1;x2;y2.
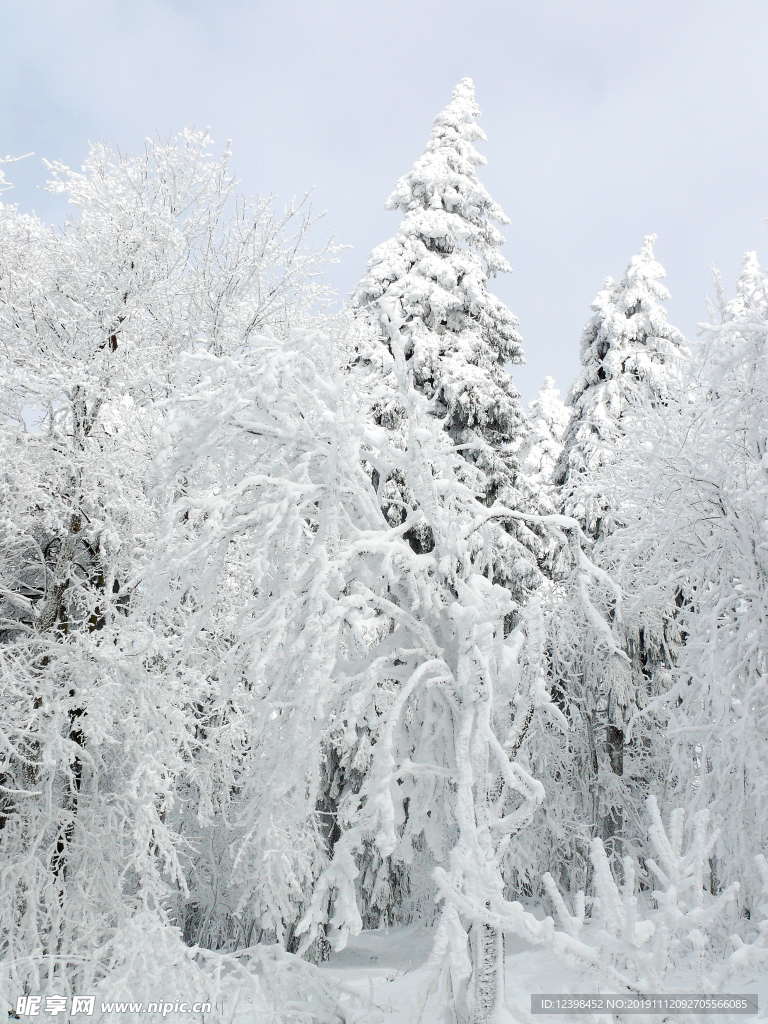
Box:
556;235;687;537
386;78;509;231
619;232;672;310
726;250;768;318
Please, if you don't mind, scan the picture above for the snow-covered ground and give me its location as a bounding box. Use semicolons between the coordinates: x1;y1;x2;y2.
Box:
318;923;591;1022
319;924;768;1024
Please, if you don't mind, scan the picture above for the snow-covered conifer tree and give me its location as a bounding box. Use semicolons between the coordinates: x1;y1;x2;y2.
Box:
352;76;550;603
555;235;687;537
726;251;768;320
601;248;768;913
552;235;687;862
523;376;569;494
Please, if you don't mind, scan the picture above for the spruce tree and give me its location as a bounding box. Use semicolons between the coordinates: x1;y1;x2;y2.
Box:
726;250;768;320
352;76;549;608
553;235;687;858
555;235;686;538
524;376;569;495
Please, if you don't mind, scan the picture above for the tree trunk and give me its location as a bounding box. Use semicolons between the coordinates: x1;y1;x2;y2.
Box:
471;911;502;1024
603;723;624;865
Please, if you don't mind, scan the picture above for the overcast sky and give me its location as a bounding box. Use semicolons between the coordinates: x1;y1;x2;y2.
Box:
3;0;768;399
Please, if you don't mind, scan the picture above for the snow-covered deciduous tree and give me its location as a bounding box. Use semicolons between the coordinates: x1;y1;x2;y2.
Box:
341;77;556;945
146;326;381;957
289;307;625;1022
0;132;339;1003
150;316;560;1022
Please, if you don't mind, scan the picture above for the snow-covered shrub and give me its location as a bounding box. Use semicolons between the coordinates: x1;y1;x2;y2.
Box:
719;855;768;985
541;797;739;997
0;911;375;1023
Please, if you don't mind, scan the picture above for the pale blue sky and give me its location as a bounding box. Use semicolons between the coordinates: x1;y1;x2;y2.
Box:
3;0;768;398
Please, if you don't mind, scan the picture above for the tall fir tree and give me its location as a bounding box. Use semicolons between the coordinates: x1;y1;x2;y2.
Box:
552;235;687;859
523;376;569;495
351;76;550;607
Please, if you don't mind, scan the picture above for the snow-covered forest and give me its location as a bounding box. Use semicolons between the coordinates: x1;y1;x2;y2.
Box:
0;77;766;1023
